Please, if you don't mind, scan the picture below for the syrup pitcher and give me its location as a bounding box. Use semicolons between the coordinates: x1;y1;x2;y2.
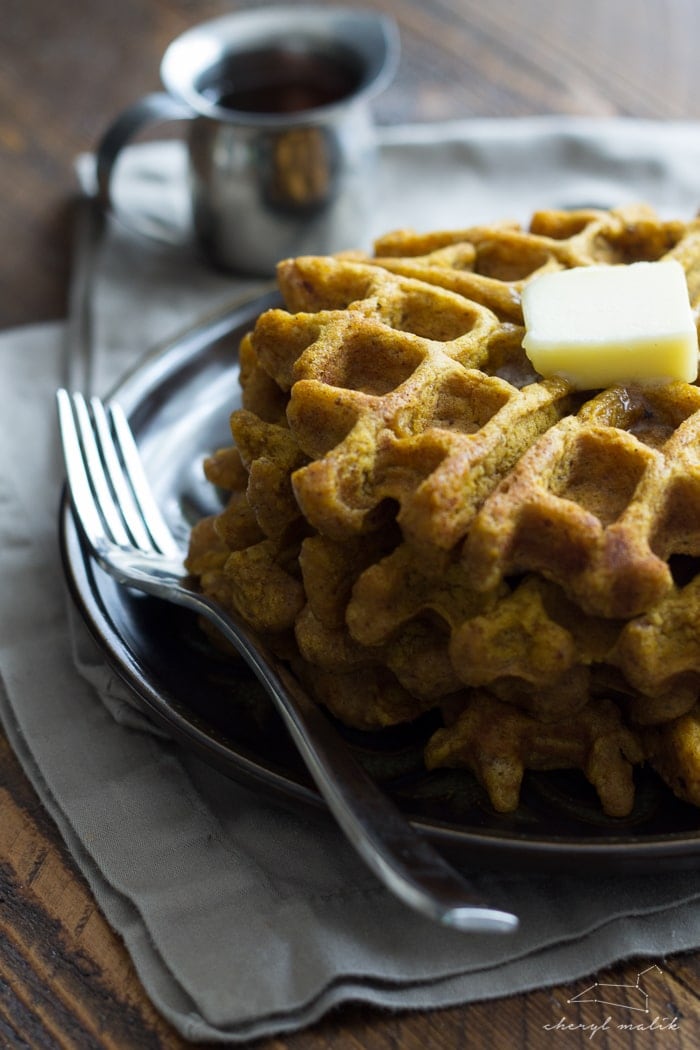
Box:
96;6;399;274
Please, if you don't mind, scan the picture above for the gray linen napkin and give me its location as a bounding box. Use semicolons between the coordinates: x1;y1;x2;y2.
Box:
3;118;700;1043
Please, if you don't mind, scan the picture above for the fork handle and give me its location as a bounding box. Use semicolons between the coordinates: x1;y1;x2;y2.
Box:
201;599;519;934
96;549;518;933
270;661;518;933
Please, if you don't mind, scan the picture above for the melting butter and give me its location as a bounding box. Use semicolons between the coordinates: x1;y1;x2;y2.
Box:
522;260;698;388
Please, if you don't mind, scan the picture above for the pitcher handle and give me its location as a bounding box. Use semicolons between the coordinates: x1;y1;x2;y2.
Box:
95;92;194;243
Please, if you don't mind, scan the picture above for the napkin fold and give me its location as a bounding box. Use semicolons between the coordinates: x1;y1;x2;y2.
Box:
3;118;700;1043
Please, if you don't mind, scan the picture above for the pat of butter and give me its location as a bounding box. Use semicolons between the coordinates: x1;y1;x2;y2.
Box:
521;260;698;388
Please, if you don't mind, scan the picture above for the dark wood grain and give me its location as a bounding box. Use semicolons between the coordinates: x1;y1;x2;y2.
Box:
2;0;700;1046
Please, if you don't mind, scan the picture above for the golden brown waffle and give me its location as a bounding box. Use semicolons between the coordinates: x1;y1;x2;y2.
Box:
186;204;700;818
464;382;700;618
424;694;644;818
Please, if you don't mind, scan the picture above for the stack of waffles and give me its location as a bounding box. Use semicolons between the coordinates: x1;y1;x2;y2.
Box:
186;204;700;818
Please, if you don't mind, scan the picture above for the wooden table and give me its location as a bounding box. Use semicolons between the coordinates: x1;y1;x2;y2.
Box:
2;0;700;1045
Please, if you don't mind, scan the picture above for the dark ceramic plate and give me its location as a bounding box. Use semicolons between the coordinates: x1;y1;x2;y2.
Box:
60;292;700;873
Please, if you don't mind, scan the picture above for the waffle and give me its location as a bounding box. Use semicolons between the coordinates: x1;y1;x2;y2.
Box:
186;204;700;818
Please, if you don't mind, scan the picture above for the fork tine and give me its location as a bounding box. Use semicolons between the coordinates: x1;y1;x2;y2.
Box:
57;389;104;550
108;400;182;558
89;397;154;553
57;390;131;549
73;394;134;549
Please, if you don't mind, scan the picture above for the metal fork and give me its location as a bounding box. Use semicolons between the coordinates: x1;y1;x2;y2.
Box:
56;388;518;934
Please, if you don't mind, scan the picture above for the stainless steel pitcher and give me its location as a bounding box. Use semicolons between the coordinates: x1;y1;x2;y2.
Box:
96;7;399;274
